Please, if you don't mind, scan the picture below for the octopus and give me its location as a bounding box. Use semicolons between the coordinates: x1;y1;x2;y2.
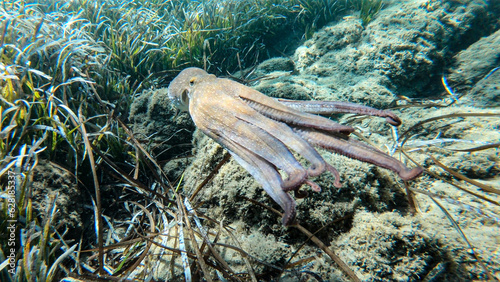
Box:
168;67;423;226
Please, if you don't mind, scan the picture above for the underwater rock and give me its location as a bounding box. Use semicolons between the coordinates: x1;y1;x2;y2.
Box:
334;211;451;281
447;29;500;106
31;160;83;234
253;74;320;100
467;68;500;106
129;88;195;161
292;0;496;101
449;29;500;89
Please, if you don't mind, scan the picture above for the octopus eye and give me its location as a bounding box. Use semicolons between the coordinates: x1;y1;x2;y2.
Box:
189;77;196;86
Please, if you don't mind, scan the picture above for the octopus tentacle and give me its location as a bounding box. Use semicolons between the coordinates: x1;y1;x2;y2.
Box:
278;99;402;126
305;179;322;192
325;163;342;188
234;108;328;178
232;117;307;190
216;135;297;226
244;97;355;133
223;79;355;133
294;127;423;181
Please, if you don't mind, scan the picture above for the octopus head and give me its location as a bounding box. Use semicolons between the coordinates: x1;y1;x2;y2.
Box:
167;67;210;112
